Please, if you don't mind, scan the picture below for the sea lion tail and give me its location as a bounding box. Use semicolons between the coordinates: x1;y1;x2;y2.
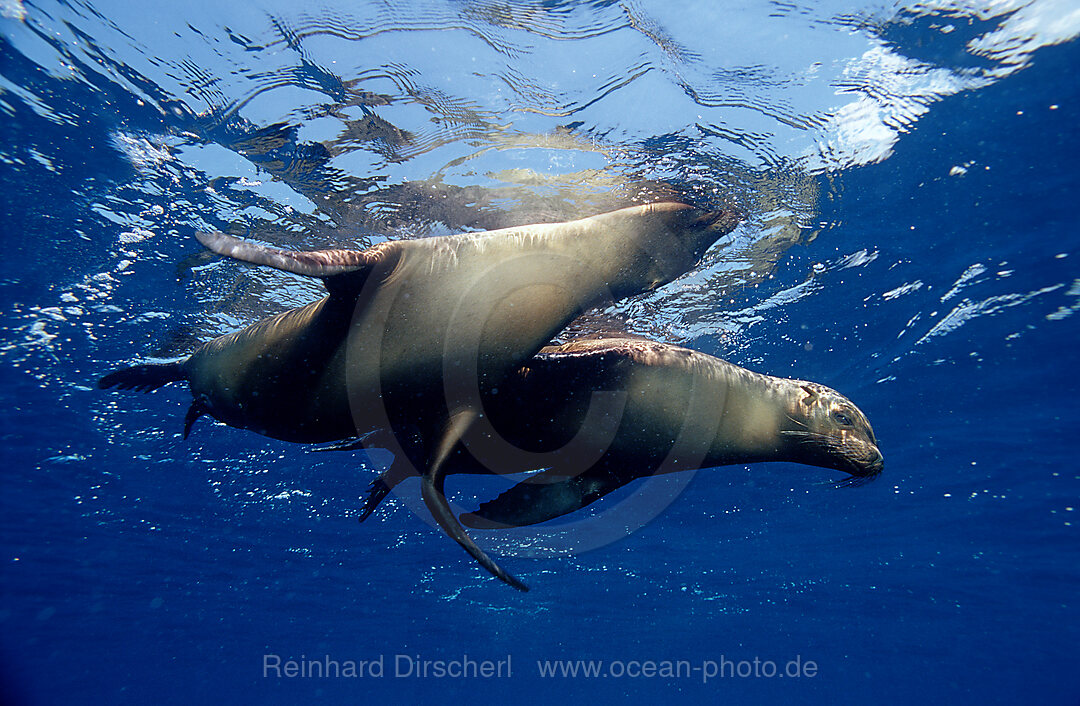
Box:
98;361;187;393
421;410;529;592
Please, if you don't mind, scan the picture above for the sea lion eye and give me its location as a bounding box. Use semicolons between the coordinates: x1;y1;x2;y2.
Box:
832;410;853;426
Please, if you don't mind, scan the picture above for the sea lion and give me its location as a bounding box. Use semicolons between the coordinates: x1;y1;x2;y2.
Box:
99;203;741;591
360;335;883;587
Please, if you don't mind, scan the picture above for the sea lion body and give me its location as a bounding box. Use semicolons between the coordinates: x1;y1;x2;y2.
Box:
124;202;739;443
332;202;737;439
101;203;742;591
180;295;354;442
364;336;883;533
486;336;882;476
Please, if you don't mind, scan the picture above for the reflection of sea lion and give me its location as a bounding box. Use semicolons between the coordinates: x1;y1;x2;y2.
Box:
362;336;883;586
99;203;741;591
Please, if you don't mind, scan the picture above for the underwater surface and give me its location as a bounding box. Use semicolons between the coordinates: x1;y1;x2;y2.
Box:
2;0;1078;703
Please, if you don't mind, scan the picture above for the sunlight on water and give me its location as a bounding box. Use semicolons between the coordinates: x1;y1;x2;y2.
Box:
3;0;1077;375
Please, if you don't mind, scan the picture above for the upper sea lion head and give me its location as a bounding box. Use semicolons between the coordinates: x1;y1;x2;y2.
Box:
781;380;884;479
640;201;744;257
620;202;743;291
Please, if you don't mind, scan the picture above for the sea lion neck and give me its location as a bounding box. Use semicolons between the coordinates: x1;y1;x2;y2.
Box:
704;362;790;465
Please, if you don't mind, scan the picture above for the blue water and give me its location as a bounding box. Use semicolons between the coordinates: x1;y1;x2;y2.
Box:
2;1;1078;703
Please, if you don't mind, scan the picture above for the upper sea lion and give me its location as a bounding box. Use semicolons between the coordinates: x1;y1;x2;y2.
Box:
360;335;883;588
99;203;742;591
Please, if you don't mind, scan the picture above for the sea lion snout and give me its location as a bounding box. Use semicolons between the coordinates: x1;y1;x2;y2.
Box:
700;207;744;233
667;203;743;235
866;447;884;474
831;419;884;478
845;443;884;477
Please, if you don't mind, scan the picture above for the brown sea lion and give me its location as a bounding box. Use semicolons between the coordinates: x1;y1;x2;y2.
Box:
99;203;742;591
360;336;883;588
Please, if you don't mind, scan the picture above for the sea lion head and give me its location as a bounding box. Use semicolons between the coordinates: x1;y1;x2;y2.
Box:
642;201;743;258
781;381;883;479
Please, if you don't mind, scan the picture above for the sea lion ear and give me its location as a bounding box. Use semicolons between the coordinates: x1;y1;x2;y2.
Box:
800;385;819;407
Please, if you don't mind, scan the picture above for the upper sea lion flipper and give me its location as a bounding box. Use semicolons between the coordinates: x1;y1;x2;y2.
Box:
429;408;479;479
421;464;529;592
98;361;187;392
461;466;632;529
420;409;529;591
195;231;399;283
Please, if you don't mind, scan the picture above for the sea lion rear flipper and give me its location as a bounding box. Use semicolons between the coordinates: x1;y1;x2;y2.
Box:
311;429;384;453
98;361;187;392
195;232;399;292
357;455;415;522
358;474;394;522
461;466;631;529
420;410;529;591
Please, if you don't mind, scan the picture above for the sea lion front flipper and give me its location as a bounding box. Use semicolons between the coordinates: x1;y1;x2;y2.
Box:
428;408;478;480
195;231;399;282
461;466;632;529
421;465;529;592
420;410;529;591
182;400;205;439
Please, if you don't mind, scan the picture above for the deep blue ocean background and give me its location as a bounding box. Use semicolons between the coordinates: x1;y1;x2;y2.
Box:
2;0;1078;703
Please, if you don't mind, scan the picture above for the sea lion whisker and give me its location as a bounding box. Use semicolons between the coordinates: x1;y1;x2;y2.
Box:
783;411;810;429
824;470;884;489
780;429;831;444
